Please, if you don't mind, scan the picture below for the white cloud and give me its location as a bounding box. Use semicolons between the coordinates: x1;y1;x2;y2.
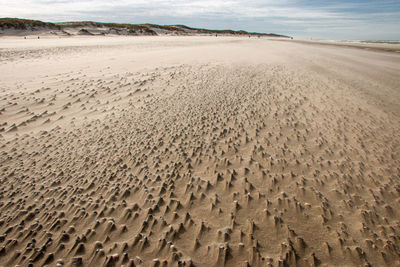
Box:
0;0;344;19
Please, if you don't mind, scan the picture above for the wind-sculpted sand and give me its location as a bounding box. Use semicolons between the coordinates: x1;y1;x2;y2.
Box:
0;36;400;267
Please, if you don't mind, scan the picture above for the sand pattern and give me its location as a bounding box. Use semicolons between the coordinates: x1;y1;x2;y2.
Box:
0;37;400;267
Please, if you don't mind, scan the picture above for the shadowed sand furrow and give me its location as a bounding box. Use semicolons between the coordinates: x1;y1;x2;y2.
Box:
0;37;399;267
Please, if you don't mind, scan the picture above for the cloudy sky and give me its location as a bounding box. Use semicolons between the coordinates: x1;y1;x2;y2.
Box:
1;0;400;40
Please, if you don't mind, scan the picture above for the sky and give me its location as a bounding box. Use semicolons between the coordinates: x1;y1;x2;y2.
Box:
1;0;400;40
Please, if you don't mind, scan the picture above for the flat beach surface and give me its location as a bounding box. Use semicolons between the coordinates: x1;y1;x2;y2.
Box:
1;36;400;266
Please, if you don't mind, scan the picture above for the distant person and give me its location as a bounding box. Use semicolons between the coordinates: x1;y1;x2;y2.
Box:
38;36;40;39
24;36;26;39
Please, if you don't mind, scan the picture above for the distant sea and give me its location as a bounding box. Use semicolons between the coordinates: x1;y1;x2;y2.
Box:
317;39;400;44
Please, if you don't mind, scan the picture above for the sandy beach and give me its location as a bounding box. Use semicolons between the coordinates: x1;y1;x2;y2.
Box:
1;36;400;266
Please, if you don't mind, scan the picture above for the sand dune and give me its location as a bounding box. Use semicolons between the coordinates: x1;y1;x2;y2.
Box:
0;18;289;38
0;36;400;266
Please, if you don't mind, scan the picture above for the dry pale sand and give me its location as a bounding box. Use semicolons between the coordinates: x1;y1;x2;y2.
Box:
0;36;400;267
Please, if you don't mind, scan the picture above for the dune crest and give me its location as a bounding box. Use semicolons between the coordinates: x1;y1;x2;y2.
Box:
0;18;290;38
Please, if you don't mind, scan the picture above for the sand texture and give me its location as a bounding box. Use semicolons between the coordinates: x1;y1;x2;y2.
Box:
0;36;400;267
